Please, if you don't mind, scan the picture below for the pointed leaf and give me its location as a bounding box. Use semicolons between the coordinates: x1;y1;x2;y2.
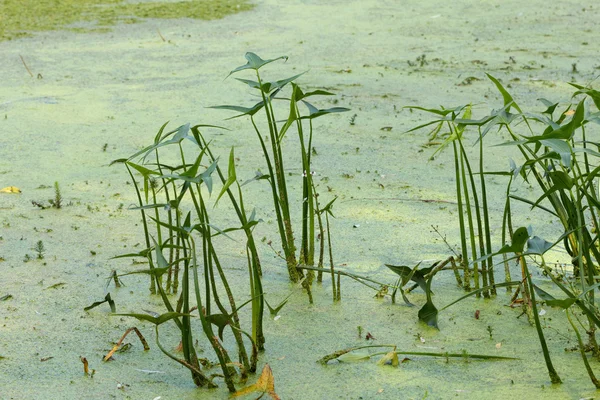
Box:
298;89;336;99
526;236;554;255
418;296;438;329
538;98;559;116
215;148;236;206
152;239;169;270
418;275;438;329
113;311;187;326
200;159;219;194
385;262;425;288
300;101;350;120
84;293;116;312
486;73;523;113
234;77;261;89
320;196;338;217
527;100;585;141
265;72;306;93
206;313;230;341
265;298;289;317
568;82;600;110
277;83;302;141
526;230;573;256
179;152;204;180
110;248;151;260
264;277;306;317
503;226;529;254
127;123;191;162
538;139;572;167
209;102;265;119
241;170;271;187
549;170;573;190
533;285;576;309
227;52;288;77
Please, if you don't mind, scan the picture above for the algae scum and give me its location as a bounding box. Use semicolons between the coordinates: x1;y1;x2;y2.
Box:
2;0;600;399
0;0;253;40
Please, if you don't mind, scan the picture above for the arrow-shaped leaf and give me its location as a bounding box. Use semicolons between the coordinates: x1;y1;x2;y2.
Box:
113;311;187;326
227;52;288;78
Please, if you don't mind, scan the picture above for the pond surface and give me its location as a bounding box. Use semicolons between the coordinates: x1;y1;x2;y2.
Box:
1;0;599;398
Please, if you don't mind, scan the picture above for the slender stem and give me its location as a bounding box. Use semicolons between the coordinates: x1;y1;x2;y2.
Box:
125;164;156;294
520;256;561;384
325;211;336;302
458;141;479;292
457;135;487;297
501;174;514;291
452;141;470;290
314;190;325;282
256;71;299;281
566;309;600;388
154;326;213;387
189;236;237;393
478;127;495;295
249;116;289;259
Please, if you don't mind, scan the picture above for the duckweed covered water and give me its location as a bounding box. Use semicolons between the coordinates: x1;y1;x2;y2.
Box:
1;0;599;398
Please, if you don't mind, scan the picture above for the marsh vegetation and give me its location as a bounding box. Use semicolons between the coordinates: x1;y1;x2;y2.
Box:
2;1;600;398
105;54;600;395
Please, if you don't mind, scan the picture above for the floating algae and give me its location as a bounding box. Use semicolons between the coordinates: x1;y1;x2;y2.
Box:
0;0;253;41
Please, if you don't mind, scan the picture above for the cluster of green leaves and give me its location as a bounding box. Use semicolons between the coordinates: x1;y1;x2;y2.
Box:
110;121;264;392
405;75;600;387
105;53;348;392
212;52;348;288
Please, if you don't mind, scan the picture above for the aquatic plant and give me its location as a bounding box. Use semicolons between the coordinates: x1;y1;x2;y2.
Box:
31;181;65;210
34;240;45;259
211;52;349;285
51;181;62;209
404;104;496;297
111;122;262;391
314;194;339;301
103;54;351;391
318;343;516;365
404;76;600;387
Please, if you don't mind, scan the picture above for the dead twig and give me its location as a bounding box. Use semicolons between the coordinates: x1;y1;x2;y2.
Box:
103;327;150;361
19;55;34;78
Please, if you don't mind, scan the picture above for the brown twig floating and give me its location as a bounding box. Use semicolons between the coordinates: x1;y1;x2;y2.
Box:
157;28;166;42
80;356;89;375
19;55;34;78
80;356;94;377
103;327;150;361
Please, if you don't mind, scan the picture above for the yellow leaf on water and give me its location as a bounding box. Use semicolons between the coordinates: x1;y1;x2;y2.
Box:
230;363;280;400
0;186;21;194
377;349;399;367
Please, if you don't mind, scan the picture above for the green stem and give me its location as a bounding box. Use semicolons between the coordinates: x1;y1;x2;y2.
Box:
189;236;237;393
520;256;561;384
125;164;156;294
452;141;470;291
566;309;600;388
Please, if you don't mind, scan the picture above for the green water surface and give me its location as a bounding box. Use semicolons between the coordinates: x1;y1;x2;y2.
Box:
0;0;253;41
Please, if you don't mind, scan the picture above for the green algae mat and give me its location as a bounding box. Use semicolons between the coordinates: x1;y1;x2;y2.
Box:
0;0;253;41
